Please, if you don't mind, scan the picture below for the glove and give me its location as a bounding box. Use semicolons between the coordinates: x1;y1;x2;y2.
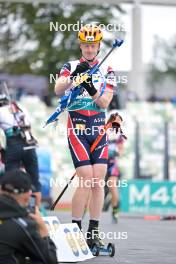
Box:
82;75;97;96
110;113;127;139
110;113;122;133
112;122;121;133
70;61;90;79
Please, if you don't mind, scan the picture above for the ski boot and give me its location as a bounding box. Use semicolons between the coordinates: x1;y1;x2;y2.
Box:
112;207;119;223
87;227;115;257
102;192;111;212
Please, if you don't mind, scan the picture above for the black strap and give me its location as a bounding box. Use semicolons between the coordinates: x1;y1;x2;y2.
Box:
10;102;24;128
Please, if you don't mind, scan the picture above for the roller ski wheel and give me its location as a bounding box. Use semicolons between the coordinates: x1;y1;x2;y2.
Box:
87;229;116;257
87;228;104;256
87;237;104;256
107;243;115;257
90;243;116;257
90;243;100;256
97;243;115;257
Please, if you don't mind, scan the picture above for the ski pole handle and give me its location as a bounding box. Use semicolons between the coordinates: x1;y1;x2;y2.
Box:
98;38;124;69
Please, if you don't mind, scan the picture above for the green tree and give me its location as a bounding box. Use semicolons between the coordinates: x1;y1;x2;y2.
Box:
149;35;176;86
0;2;125;79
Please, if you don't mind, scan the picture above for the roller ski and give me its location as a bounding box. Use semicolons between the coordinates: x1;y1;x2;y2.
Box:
87;227;115;257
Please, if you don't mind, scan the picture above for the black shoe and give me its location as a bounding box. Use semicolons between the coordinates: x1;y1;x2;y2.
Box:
87;227;105;248
112;208;119;223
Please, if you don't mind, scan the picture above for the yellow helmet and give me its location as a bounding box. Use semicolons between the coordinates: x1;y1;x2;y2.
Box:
78;24;103;44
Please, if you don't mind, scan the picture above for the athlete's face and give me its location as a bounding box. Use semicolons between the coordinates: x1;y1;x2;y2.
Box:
80;43;100;61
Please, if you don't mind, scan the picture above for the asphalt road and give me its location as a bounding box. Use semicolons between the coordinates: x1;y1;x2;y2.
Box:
48;211;176;264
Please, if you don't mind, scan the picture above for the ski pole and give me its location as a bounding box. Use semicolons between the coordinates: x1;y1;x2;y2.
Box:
44;38;124;127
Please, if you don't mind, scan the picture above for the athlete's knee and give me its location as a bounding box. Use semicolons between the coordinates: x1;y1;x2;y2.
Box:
91;176;105;190
75;172;93;189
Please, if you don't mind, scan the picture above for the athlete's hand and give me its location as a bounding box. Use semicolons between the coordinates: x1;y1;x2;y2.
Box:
82;75;97;96
70;61;90;79
112;121;121;133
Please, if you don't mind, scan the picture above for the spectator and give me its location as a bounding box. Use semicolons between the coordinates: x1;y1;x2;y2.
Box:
0;91;41;205
0;170;58;264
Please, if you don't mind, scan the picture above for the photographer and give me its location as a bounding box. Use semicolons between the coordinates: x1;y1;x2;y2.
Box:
0;91;41;205
0;170;58;264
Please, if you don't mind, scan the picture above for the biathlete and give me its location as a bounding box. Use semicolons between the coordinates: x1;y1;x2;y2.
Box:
55;24;122;248
104;134;125;223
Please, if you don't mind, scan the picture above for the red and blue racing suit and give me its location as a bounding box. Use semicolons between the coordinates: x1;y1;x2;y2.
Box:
59;58;115;168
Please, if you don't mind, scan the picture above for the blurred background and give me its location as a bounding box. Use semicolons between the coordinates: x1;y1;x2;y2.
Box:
0;0;176;215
